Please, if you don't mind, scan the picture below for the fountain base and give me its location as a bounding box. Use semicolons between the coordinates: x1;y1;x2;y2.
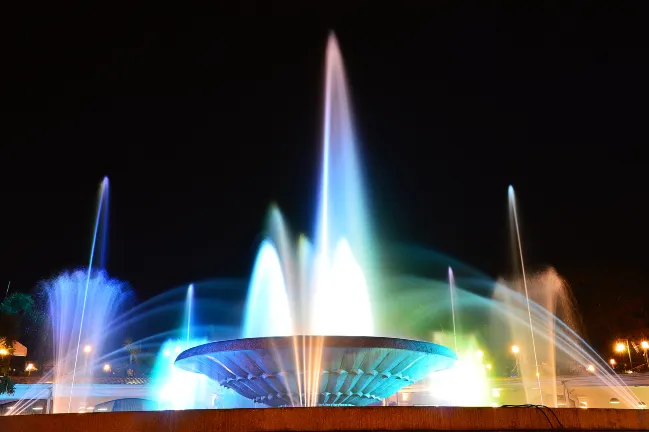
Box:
175;335;457;407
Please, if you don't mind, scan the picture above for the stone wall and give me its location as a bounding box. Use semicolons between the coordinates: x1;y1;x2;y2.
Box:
2;406;649;431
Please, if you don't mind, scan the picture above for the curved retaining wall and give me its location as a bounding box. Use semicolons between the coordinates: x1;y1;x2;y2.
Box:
2;406;649;431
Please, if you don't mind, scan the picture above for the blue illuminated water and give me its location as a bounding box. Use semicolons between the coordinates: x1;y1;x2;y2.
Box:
185;284;194;348
242;34;374;338
242;240;292;338
151;338;210;410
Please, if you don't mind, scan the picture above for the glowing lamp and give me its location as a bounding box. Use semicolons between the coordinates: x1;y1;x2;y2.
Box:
485;363;492;370
476;350;484;358
83;344;92;354
25;363;35;371
610;358;616;365
609;397;621;404
586;364;595;373
0;348;7;356
511;345;520;354
103;363;111;372
641;341;649;350
615;342;626;353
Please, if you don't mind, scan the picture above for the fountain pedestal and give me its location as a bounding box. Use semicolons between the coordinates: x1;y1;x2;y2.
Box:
175;335;457;407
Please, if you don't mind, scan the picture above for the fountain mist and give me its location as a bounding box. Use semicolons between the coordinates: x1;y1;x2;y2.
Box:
46;270;129;413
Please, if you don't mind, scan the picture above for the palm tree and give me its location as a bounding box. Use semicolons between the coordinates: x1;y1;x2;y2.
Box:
0;375;14;395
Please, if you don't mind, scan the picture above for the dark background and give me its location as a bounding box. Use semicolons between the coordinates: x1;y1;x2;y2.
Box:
1;3;648;351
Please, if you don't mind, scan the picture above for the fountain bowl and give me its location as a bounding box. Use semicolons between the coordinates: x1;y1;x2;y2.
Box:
175;335;457;407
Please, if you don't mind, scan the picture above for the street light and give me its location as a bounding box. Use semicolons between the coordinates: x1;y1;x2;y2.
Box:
0;348;7;357
511;345;520;377
586;364;595;373
641;341;649;368
614;340;633;369
25;363;35;376
610;358;616;366
103;363;111;373
476;350;484;359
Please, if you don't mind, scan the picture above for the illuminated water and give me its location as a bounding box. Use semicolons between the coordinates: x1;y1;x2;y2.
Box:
238;34;643;409
69;176;110;413
151;338;210;410
507;186;543;404
150;284;248;410
10;33;645;414
45;270;129;413
185;284;194;348
242;240;292;338
427;333;491;406
242;35;373;340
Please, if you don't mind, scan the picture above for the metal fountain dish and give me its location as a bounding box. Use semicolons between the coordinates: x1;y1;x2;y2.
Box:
175;335;457;407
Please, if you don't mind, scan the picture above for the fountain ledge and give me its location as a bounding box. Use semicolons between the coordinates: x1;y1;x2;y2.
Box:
3;406;649;431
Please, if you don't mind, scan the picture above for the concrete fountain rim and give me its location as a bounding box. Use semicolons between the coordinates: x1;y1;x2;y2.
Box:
175;335;458;364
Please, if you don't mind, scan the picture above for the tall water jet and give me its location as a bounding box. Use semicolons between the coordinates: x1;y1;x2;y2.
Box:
507;185;543;405
312;33;374;336
69;176;110;413
241;34;374;338
185;284;194;348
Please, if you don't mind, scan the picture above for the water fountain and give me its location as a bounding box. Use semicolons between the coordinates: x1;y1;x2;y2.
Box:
43;177;131;414
174;34;458;407
5;32;644;420
45;270;129;413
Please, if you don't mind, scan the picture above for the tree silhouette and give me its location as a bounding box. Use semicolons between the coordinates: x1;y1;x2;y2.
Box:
0;292;39;395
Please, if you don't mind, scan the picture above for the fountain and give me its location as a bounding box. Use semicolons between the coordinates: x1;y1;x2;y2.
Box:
45;270;129;413
5;32;644;420
174;34;458;407
42;177;131;414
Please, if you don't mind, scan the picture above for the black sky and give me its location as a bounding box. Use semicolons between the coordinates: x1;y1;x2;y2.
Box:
2;3;648;341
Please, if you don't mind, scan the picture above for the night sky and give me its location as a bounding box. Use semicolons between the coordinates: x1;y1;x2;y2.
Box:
2;3;648;349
